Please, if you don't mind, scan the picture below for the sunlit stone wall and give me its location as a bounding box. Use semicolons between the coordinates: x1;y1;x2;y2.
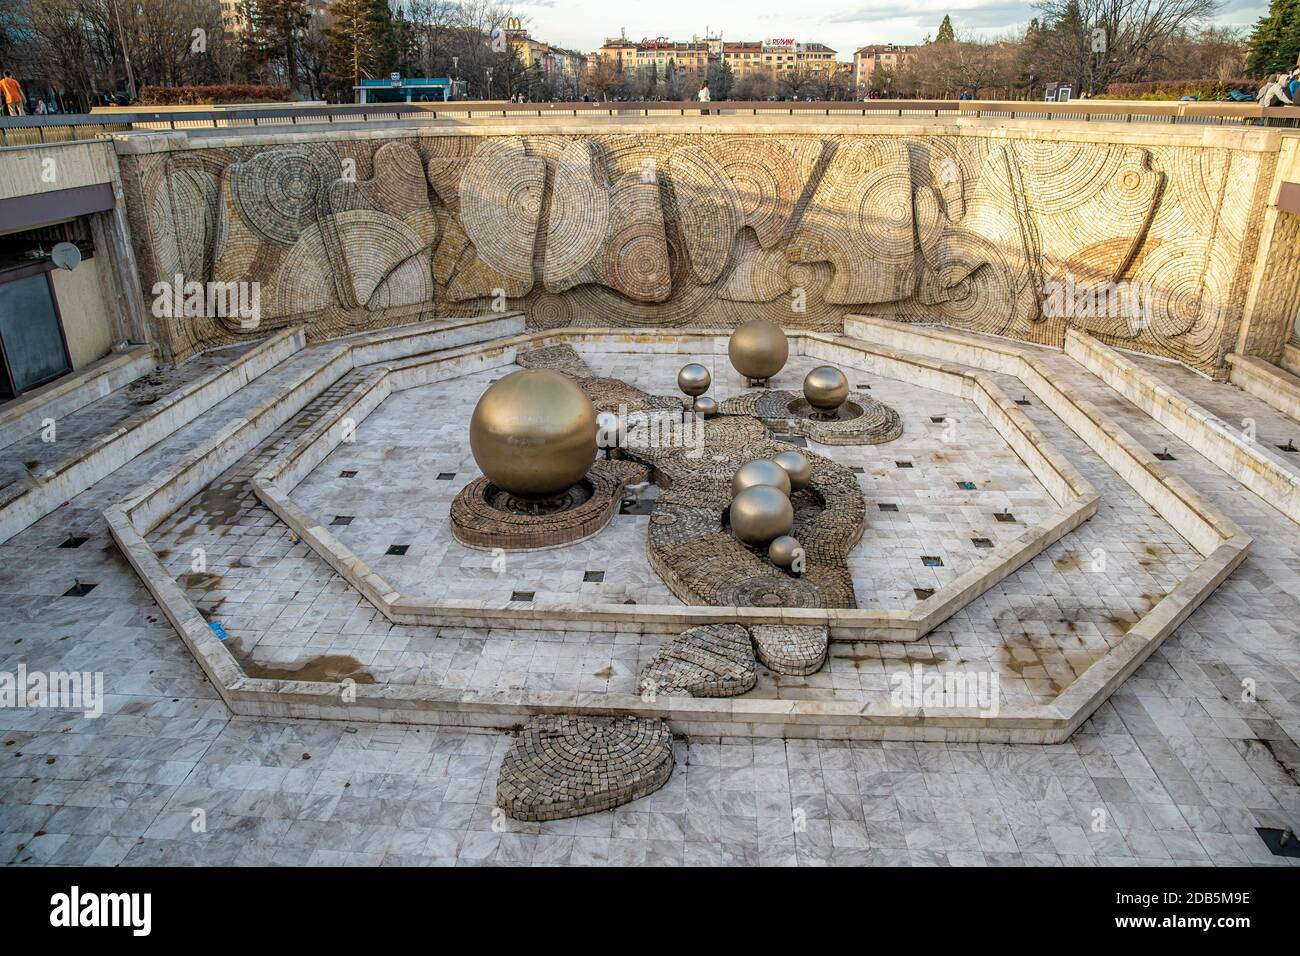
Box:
115;120;1292;374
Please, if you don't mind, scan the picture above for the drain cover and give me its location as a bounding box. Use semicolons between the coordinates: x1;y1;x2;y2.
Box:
57;536;88;549
921;556;943;568
386;545;409;556
914;587;935;600
1256;827;1300;858
878;503;899;512
63;582;98;597
584;570;605;583
331;515;354;526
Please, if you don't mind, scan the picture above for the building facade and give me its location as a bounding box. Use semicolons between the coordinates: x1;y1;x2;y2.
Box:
854;44;913;91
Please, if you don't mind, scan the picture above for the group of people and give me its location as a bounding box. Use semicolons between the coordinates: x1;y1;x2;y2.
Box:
1258;67;1300;106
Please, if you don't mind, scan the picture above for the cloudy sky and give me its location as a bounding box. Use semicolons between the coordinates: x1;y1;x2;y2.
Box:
511;0;1268;55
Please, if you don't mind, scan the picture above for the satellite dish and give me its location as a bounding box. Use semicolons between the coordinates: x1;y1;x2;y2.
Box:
51;242;81;271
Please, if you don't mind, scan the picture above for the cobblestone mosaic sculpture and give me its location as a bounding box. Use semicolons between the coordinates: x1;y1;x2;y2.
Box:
719;388;904;445
638;623;758;698
751;624;830;676
450;458;648;551
121;129;1274;373
496;715;675;821
512;343;869;609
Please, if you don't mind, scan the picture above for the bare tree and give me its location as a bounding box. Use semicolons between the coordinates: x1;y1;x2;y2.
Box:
1033;0;1222;93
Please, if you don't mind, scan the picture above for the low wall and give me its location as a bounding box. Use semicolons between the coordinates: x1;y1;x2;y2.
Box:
0;345;154;452
0;327;303;545
1067;329;1300;526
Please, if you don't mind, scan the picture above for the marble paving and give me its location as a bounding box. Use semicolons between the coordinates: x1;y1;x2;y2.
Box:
0;330;1296;866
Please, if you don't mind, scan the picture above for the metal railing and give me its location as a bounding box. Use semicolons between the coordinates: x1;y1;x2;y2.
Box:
3;98;1298;146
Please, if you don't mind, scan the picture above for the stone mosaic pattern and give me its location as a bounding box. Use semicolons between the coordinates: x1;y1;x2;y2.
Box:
119;127;1278;372
638;624;758;698
512;342;872;610
752;625;830;676
496;715;674;821
719;388;904;445
449;460;648;552
1;333;1298;865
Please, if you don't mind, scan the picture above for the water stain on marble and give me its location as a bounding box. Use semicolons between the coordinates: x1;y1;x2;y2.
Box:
239;652;376;684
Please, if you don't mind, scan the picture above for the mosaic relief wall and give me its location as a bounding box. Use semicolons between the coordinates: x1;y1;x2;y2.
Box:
118;131;1277;373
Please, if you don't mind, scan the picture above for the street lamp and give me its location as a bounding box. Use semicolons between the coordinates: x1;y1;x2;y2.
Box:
485;67;493;99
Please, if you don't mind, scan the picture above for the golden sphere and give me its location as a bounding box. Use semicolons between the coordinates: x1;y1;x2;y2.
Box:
728;319;789;382
469;369;597;498
730;485;794;545
677;363;711;398
772;450;812;492
768;535;804;570
803;365;849;411
694;395;719;418
731;458;791;497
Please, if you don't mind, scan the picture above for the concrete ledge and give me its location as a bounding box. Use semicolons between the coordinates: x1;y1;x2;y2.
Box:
0;328;304;546
845;315;1251;739
104;316;1250;742
0;345;155;451
1226;352;1300;423
1068;329;1300;526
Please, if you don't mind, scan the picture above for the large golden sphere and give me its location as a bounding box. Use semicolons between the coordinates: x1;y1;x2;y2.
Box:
677;363;711;398
768;535;805;571
803;365;849;411
728;319;789;383
773;450;812;492
731;458;791;497
469;369;597;498
730;485;794;545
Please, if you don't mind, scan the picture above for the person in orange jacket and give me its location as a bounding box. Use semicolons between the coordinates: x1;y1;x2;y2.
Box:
1;71;26;115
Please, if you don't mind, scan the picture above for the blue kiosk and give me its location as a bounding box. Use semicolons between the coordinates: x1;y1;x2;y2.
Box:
355;75;454;104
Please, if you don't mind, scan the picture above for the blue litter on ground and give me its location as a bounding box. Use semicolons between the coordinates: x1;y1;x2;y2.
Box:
209;621;228;640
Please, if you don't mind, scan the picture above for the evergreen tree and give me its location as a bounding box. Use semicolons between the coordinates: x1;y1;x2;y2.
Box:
1246;0;1300;76
326;0;393;100
243;0;310;92
937;16;956;43
708;58;734;99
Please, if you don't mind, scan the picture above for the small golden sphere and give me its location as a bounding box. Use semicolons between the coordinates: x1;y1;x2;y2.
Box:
728;319;789;383
772;450;812;492
768;535;804;571
694;395;719;418
469;369;597;498
677;363;711;398
803;365;849;411
731;458;791;497
730;485;794;545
